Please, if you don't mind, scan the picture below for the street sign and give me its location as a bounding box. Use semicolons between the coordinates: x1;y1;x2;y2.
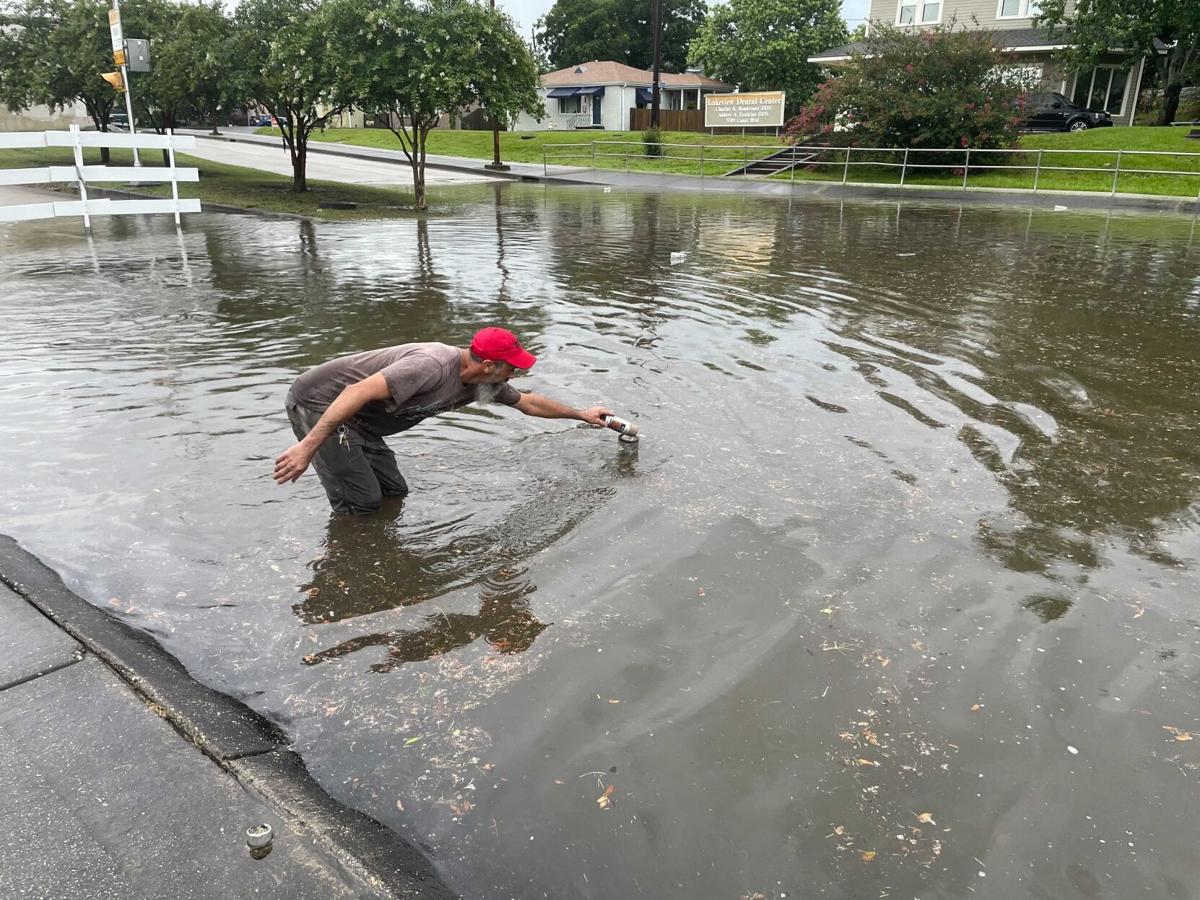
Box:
704;91;787;128
108;8;123;53
125;39;150;73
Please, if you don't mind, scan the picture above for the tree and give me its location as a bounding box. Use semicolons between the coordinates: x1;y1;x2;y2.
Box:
534;0;707;73
786;24;1035;151
126;0;235;138
688;0;848;114
0;0;121;160
233;0;339;192
324;0;541;211
1036;0;1199;125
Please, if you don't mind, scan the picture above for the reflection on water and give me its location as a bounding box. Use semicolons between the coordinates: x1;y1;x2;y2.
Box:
2;185;1199;900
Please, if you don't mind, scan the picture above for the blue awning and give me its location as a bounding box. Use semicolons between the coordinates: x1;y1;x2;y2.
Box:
546;87;579;98
636;88;654;104
575;85;605;96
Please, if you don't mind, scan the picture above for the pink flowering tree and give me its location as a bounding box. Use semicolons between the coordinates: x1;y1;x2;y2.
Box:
785;23;1038;153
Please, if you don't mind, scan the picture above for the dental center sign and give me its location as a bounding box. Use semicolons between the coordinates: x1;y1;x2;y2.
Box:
704;91;786;128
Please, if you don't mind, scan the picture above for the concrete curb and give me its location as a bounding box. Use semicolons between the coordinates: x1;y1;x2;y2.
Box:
85;186;314;222
0;534;456;900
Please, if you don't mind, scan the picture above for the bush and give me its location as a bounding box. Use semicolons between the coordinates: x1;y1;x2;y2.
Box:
642;127;663;157
786;22;1036;154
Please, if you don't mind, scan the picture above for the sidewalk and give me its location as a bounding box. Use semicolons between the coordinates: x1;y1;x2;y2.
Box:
178;129;592;182
0;535;454;900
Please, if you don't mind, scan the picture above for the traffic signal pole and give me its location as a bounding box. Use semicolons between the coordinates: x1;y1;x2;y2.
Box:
109;0;139;165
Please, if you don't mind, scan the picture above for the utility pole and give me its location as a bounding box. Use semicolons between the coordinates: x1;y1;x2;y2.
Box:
650;0;663;129
484;0;509;171
108;0;140;166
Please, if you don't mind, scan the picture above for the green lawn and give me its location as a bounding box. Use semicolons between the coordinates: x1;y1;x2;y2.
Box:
276;126;779;170
290;123;1200;196
0;146;425;219
770;126;1200;197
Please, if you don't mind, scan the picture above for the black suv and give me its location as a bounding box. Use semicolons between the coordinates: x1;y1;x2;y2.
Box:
1021;92;1114;132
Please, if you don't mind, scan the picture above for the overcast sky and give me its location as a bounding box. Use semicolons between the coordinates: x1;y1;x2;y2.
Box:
499;0;871;47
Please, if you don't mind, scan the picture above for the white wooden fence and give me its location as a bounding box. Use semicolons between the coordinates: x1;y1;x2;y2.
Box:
0;125;200;229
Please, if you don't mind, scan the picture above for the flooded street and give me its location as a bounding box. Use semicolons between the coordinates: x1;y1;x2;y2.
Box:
2;185;1199;899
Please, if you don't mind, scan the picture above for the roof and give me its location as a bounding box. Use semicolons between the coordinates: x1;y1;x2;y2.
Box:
808;27;1080;63
540;61;732;90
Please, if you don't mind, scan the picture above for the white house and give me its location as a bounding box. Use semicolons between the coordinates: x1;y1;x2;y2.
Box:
514;60;734;131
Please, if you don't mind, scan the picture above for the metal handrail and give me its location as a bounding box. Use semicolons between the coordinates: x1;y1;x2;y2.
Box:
541;139;1200;197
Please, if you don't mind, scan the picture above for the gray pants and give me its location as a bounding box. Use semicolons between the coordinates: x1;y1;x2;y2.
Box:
286;398;408;515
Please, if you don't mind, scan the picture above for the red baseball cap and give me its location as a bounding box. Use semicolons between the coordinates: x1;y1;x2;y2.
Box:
470;327;537;370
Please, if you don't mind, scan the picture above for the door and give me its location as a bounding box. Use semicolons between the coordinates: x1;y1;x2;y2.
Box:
592;94;603;126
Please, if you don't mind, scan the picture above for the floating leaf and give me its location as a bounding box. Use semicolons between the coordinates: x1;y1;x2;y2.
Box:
857;758;880;767
1163;725;1194;742
916;812;936;825
970;704;982;712
404;735;422;746
860;850;876;862
833;825;845;836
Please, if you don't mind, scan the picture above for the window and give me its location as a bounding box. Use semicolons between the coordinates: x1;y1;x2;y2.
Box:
1071;65;1127;115
897;0;940;24
558;96;581;115
997;0;1039;17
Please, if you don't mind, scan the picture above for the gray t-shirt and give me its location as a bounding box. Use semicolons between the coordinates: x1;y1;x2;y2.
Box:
288;342;521;437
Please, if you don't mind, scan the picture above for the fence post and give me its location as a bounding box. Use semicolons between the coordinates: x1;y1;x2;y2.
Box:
591;142;596;169
842;147;852;184
1111;149;1122;196
900;148;909;186
1033;149;1043;192
542;146;547;177
962;148;970;190
167;128;181;226
790;145;796;186
743;143;748;174
69;124;91;231
700;143;705;179
625;142;629;173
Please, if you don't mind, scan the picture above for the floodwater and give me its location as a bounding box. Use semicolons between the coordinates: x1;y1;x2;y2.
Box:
2;185;1199;900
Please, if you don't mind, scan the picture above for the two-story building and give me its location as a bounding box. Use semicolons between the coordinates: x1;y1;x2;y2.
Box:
512;61;734;132
808;1;1147;126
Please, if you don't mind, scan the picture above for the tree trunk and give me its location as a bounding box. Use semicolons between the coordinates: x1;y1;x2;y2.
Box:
86;101;112;164
293;141;308;192
1156;80;1181;126
414;123;428;211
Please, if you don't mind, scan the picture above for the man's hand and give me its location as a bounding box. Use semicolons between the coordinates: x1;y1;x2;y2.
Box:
274;441;316;484
578;406;613;426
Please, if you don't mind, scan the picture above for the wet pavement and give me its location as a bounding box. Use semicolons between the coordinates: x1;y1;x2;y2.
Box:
1;184;1199;899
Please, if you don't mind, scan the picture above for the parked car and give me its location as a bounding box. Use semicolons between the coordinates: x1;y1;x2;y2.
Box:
108;111;129;131
248;113;273;127
1021;93;1114;132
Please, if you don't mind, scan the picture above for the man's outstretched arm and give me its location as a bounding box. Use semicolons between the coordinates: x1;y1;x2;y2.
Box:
514;392;611;426
274;373;392;484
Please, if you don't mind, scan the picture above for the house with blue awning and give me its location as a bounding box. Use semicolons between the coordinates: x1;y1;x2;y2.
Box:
513;61;734;131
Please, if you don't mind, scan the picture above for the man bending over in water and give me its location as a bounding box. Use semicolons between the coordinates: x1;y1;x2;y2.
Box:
274;327;611;514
